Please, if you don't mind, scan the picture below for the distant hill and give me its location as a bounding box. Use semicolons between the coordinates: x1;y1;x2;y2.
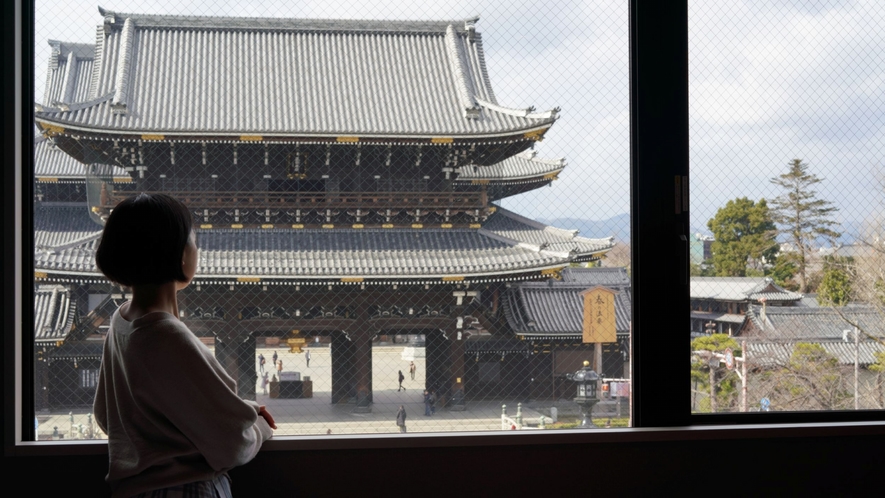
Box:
541;213;631;243
691;219;868;247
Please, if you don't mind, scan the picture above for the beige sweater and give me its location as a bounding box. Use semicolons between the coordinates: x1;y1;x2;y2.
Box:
94;308;273;497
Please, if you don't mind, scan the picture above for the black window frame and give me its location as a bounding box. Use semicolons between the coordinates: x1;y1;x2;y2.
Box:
5;0;883;458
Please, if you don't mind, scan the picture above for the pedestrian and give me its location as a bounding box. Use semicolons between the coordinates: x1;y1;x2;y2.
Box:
409;361;416;380
258;353;265;373
430;390;437;415
397;370;406;391
92;193;275;497
396;405;407;433
423;390;432;416
261;372;269;395
277;360;283;375
272;350;278;368
305;349;311;368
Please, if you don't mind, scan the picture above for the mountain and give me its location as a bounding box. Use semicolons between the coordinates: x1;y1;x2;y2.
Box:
541;213;631;243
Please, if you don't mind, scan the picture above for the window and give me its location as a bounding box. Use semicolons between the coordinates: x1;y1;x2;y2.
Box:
6;1;882;457
689;0;885;417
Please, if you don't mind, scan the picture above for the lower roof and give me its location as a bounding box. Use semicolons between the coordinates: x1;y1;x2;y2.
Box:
34;204;614;283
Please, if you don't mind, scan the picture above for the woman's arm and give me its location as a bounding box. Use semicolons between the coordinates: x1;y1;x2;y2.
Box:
129;322;273;471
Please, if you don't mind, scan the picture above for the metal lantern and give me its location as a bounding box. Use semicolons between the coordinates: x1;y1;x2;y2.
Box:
567;360;600;428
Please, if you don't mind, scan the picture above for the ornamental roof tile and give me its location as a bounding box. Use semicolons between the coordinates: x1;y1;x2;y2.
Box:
35;9;556;138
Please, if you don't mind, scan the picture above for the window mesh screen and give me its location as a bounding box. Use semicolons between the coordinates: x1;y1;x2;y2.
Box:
32;1;632;439
689;0;884;413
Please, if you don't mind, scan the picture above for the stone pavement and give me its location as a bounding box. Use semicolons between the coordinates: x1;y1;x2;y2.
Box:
37;345;556;439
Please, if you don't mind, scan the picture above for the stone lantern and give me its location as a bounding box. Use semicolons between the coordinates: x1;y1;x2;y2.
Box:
567;360;600;428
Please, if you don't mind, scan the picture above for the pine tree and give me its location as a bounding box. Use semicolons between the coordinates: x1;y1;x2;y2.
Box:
769;159;841;293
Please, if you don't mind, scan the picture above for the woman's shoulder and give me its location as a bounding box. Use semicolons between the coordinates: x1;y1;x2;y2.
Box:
130;313;202;349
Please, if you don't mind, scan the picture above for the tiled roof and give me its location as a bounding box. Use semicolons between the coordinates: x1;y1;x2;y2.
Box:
746;341;885;367
503;269;632;336
691;277;803;302
34;285;76;343
42;40;95;107
33;206;613;280
34;205;103;253
455;151;564;182
481;209;612;259
35;9;557;138
690;311;745;324
744;305;885;342
560;267;630;286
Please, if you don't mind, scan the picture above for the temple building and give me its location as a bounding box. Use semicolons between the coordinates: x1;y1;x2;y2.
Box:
34;8;614;411
503;267;632;401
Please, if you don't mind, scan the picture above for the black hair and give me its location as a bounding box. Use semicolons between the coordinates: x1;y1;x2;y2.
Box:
95;193;194;287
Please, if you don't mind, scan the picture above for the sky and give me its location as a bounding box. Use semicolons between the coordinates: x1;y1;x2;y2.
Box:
33;1;884;241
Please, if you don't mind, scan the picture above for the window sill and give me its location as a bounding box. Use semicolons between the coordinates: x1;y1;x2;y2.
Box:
11;421;883;456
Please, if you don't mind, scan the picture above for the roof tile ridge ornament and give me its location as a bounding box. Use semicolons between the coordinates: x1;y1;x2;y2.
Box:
474;97;560;121
517;150;567;166
111;17;136;115
445;25;481;120
88;26;105;101
100;6;477;33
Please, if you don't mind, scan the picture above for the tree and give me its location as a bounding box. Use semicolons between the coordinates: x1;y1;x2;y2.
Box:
706;197;778;277
691;334;740;413
768;343;851;411
769;159;841;293
817;255;854;306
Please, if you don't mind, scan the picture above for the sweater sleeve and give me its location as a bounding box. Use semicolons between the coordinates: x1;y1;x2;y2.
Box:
128;321;272;472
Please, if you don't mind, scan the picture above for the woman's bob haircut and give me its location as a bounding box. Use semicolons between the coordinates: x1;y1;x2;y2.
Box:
95;193;194;287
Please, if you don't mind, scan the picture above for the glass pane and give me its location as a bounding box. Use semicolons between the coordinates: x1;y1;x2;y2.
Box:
689;0;884;413
32;0;631;440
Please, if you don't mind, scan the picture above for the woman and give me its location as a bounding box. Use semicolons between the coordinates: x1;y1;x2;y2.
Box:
93;193;275;497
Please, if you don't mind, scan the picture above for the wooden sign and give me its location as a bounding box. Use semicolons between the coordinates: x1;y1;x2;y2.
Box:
580;286;618;343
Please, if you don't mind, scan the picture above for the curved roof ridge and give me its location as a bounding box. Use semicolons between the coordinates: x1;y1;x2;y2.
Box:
35;230;102;254
445;25;480;119
98;6;479;33
37;92;113;114
475;96;559;120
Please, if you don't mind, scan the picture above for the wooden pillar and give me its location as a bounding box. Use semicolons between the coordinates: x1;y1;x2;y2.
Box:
449;326;466;410
350;331;373;413
330;331;355;404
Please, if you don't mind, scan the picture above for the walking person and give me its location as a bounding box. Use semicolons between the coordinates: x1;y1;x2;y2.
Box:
272;351;278;369
258;353;266;373
409;361;416;380
261;372;269;395
397;370;406;391
305;349;311;368
277;360;283;375
396;405;407;433
430;390;437;415
424;390;432;416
